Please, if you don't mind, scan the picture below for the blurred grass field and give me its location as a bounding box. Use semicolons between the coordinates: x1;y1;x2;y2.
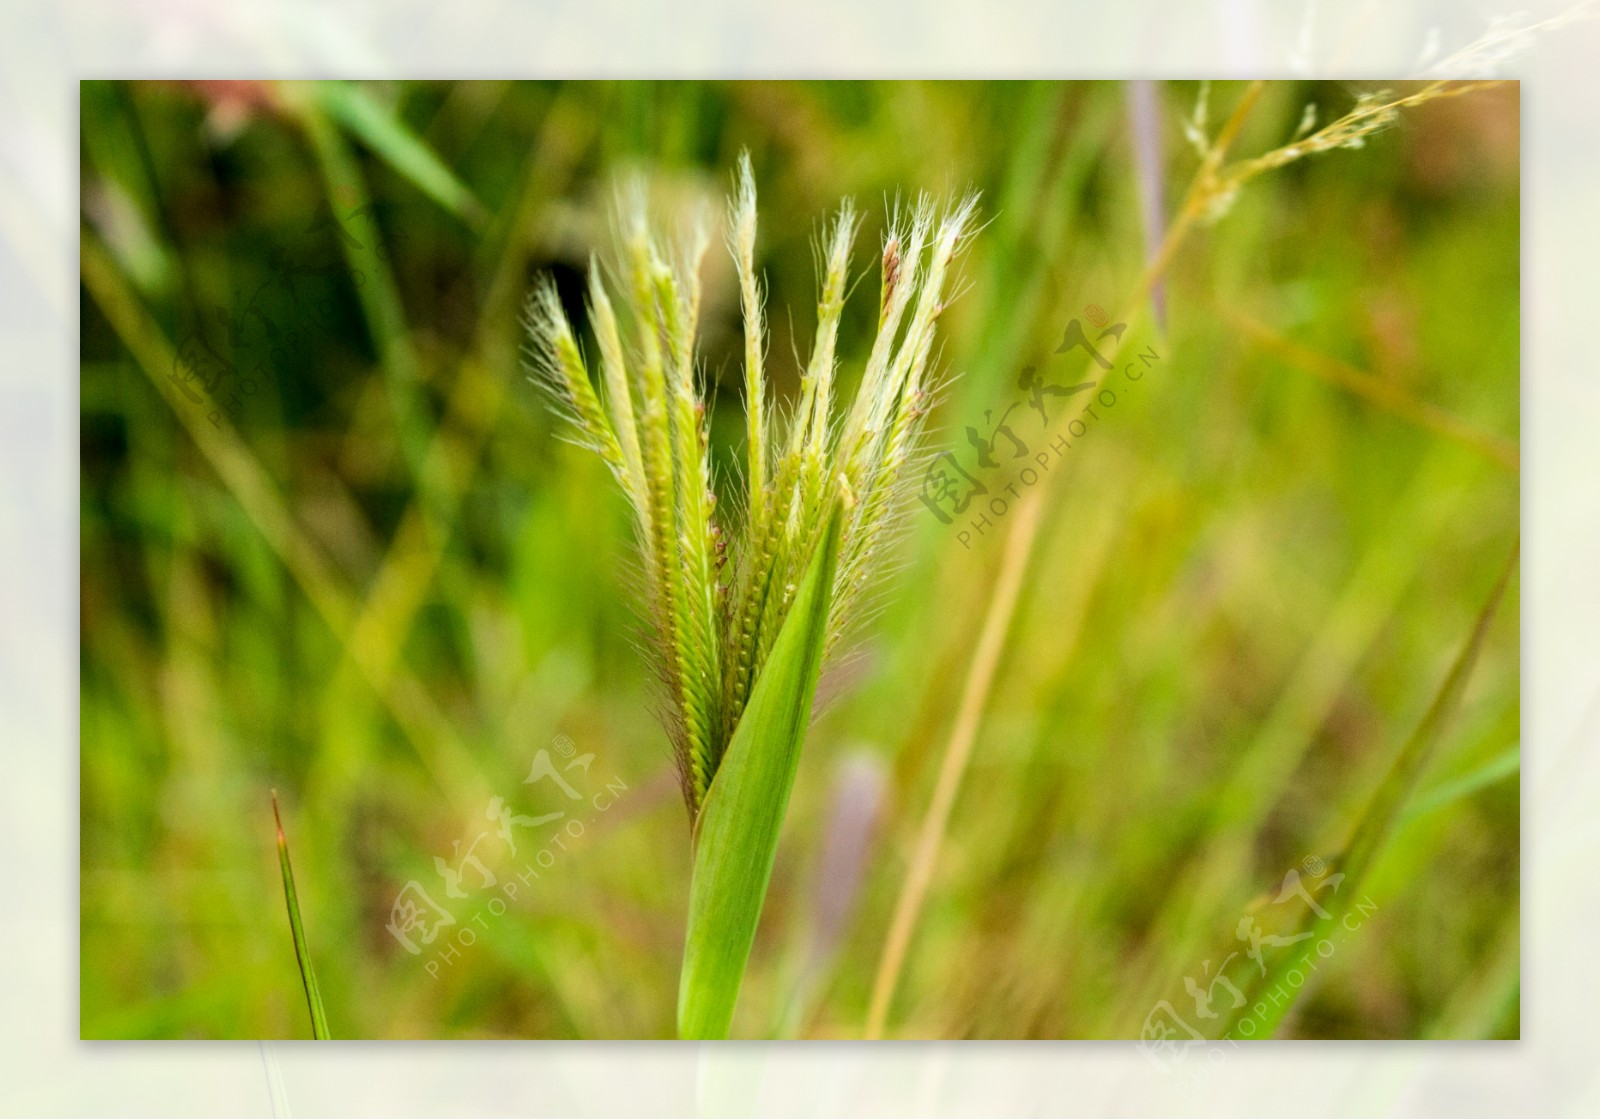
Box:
78;79;1519;1040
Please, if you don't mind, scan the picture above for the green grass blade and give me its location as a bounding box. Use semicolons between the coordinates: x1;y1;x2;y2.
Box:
273;792;331;1040
677;499;844;1040
1331;540;1518;897
291;95;435;483
1402;743;1519;823
316;82;485;226
1221;539;1518;1039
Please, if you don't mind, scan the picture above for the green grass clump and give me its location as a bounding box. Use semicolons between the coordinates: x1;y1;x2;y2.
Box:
78;80;1520;1041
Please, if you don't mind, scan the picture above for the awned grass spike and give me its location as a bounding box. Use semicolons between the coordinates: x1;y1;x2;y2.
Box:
525;154;978;1037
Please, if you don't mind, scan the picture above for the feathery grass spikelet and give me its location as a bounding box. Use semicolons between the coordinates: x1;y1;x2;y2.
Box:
527;156;979;821
1195;80;1509;223
523;278;624;477
730;154;769;543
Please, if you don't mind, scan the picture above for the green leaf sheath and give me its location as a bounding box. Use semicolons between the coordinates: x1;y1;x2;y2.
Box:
677;499;845;1040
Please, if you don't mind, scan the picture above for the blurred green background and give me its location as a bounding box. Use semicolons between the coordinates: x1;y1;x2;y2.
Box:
79;80;1519;1039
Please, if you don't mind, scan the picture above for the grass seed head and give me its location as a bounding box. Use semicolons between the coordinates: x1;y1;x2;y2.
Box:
528;155;979;821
